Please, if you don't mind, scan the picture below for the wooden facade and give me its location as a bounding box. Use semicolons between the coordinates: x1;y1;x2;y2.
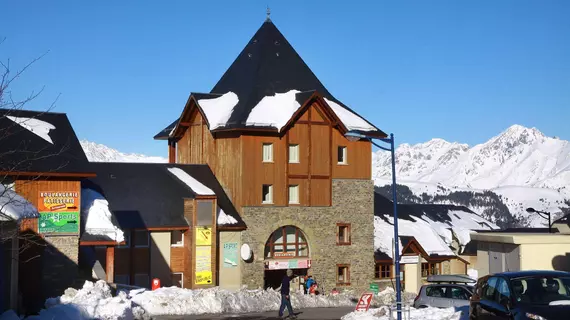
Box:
173;99;372;211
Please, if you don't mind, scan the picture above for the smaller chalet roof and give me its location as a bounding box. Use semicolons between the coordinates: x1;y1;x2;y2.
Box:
374;192;497;259
0;109;92;175
83;163;245;230
155;19;386;140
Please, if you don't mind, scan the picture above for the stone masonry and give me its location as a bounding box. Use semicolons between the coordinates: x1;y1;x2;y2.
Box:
241;179;374;294
42;235;79;299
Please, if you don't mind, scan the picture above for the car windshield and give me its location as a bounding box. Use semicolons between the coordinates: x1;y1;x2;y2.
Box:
511;276;570;305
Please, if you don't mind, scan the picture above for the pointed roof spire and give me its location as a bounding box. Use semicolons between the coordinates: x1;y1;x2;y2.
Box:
266;6;271;21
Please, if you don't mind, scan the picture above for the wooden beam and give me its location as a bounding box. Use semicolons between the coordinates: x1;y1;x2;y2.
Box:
296;120;328;125
168;140;176;164
79;240;124;246
106;246;115;283
0;171;97;178
143;226;190;231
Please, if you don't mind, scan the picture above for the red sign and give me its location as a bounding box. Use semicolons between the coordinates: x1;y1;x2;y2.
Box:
152;278;161;290
355;293;373;312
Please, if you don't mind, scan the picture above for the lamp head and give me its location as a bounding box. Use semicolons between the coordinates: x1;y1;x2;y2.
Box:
345;131;364;142
526;207;536;213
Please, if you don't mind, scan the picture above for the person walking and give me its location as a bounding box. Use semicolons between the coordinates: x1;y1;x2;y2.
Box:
279;269;297;319
305;275;315;294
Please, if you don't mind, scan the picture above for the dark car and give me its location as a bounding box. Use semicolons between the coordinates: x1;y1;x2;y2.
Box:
469;270;570;320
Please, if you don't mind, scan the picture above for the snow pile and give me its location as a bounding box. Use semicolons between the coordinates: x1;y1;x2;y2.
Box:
7;116;56;144
324;98;377;132
37;280;134;320
198;92;239;130
217;207;238;225
81;188;124;243
245;90;301;131
341;306;465;320
0;184;38;221
129;286;355;317
167;167;214;195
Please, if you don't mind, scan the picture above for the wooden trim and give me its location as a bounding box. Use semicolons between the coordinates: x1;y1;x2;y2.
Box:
80;240;123;246
217;226;247;231
296;120;328;125
308;106;312;206
329;122;333;206
400;237;429;258
336;264;351;286
286;131;290;205
144;226;190;231
195;195;217;200
168;140;176;163
179;122;192;127
336;223;352;245
106;246;115;283
0;171;97;178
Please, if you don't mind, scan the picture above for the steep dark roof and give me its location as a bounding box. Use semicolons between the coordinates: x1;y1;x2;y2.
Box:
82;163;245;229
0;109;92;175
155;20;383;139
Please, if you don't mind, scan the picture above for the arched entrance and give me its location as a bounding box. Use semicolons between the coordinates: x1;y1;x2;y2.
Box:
263;225;311;290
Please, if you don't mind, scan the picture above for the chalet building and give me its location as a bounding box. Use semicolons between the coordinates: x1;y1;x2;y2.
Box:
373;192;494;293
155;17;387;292
83;162;245;290
0;109;96;313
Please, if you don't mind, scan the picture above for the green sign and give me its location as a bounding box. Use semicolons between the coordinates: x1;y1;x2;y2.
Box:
39;211;80;234
370;283;379;294
223;242;238;268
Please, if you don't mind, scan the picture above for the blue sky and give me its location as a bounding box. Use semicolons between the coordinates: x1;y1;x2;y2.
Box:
1;1;569;157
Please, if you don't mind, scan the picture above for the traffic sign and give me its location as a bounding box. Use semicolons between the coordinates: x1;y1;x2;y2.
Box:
355;293;373;312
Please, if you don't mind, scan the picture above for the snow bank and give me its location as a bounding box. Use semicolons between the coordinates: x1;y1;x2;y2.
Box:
324;98;377;132
7;116;56;144
217;206;238;225
245;90;301;131
167;167;214;195
341;306;465;320
81;188;124;242
129;285;355;316
197;92;239;130
38;281;134;320
0;184;38;221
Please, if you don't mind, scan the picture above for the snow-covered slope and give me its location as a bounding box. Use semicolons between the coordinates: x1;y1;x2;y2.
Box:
80;140;167;163
373;125;570;227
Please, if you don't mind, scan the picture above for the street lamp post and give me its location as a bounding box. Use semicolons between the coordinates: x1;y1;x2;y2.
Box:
345;132;402;320
526;207;552;233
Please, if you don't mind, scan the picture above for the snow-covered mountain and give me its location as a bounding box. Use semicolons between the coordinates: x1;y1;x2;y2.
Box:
373;125;570;227
80;140;167;163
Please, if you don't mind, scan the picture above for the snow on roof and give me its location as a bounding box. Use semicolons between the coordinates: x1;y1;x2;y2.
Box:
7;115;56;144
217;206;238;225
0;184;38;221
197;92;239;130
245;90;301;131
375;215;455;259
167;167;214;196
375;208;497;258
81;188;124;242
324;98;377;132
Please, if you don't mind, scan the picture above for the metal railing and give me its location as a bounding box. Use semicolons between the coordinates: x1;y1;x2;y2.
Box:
388;303;411;320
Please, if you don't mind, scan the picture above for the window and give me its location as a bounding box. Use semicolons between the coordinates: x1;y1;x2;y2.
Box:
262;185;273;204
288;185;299;204
483;277;499;301
134;274;149;288
375;263;392;279
114;274;129;285
336;223;351;245
262;143;273;162
172;273;184;288
337;146;347;164
450;286;471;300
496;278;511;303
421;262;441;277
133;230;149;248
171;230;184;247
118;231;131;248
337;265;350;284
264;226;309;258
426;286;447;298
288;144;299;163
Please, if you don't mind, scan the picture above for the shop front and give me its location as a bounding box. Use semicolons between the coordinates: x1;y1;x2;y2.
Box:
263;226;311;291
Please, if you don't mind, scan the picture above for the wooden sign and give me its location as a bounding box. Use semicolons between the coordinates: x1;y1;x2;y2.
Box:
355;293;373;312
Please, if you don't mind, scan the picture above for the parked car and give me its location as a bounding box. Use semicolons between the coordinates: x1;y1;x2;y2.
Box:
413;274;476;308
469;270;570;320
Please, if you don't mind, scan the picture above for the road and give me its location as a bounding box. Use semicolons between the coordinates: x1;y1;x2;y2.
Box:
154;307;355;320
